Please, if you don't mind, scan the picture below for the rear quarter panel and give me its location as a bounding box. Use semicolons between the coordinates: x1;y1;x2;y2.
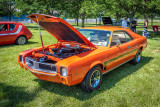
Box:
15;23;32;41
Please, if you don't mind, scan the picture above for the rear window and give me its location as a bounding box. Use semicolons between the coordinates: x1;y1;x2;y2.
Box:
9;24;16;31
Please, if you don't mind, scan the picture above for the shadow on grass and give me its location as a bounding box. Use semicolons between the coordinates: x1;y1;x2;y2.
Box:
0;83;40;107
0;41;38;48
35;56;153;101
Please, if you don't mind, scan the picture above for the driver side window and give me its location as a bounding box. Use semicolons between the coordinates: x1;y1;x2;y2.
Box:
0;24;8;32
110;31;132;46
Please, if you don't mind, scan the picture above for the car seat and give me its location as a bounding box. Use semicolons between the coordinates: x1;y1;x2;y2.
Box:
110;35;121;46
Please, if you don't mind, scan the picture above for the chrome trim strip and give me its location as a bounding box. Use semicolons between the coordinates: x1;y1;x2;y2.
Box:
103;58;134;75
24;64;57;76
0;25;22;36
23;65;57;76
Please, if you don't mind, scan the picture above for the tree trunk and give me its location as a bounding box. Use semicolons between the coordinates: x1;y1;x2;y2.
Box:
151;17;153;26
81;12;85;28
129;12;134;28
9;13;11;21
86;18;87;23
99;17;101;25
82;17;85;28
76;17;79;26
96;16;97;26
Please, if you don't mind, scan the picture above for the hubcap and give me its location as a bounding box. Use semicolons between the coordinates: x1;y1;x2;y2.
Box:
18;37;26;45
136;50;141;62
90;70;100;88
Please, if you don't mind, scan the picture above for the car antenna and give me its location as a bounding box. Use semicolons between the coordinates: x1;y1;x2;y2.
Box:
36;15;46;57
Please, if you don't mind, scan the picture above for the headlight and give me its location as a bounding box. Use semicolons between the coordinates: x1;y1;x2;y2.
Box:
19;55;23;62
60;67;67;77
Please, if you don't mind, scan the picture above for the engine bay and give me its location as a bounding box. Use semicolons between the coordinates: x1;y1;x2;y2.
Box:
45;44;89;59
28;43;90;64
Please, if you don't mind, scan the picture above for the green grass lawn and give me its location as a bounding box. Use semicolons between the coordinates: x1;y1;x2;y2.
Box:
0;23;160;107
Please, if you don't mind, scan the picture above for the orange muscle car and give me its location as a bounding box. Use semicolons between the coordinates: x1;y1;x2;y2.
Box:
18;14;147;93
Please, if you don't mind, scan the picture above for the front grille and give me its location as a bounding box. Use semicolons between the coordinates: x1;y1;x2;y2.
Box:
25;57;57;73
39;63;56;71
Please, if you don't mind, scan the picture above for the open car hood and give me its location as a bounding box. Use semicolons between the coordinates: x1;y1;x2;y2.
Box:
27;13;95;47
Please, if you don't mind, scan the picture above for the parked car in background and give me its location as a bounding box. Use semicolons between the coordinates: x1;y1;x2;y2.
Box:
18;14;147;93
0;21;32;45
102;17;113;25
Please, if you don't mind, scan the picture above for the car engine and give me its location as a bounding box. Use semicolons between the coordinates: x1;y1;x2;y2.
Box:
35;44;89;61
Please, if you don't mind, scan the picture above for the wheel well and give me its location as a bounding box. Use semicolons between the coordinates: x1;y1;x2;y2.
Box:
97;64;103;70
140;46;143;51
16;35;27;41
80;63;103;85
19;35;27;39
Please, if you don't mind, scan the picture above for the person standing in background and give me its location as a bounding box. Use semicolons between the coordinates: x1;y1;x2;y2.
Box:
143;18;149;37
131;18;138;33
122;17;128;28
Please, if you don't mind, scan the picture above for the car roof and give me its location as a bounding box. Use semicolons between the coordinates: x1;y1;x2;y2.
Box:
79;26;129;31
0;21;20;24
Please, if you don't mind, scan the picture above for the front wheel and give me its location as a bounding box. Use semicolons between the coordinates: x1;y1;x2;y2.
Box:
130;49;142;65
81;65;102;93
16;36;27;45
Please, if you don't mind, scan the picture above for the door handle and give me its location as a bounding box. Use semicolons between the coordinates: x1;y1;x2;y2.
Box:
128;46;130;48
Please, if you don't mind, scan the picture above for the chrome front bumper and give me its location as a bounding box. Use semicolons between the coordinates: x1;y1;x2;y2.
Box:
25;57;57;74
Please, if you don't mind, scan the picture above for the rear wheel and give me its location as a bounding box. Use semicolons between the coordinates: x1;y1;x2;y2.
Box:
130;49;142;65
81;65;102;93
16;36;27;45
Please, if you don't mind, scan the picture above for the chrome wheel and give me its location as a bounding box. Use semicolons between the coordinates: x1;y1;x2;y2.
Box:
90;70;101;88
81;65;102;93
130;49;142;65
18;36;26;45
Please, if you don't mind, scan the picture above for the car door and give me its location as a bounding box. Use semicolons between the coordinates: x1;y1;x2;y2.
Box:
104;31;133;71
123;31;139;59
0;24;11;44
8;24;18;42
117;31;134;63
0;23;18;45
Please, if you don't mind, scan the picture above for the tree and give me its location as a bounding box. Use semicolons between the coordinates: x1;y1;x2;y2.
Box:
64;0;84;26
0;0;16;21
115;0;143;21
80;0;107;27
140;0;160;25
110;1;128;20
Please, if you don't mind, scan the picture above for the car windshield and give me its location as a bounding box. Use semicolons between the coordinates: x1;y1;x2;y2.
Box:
79;29;111;47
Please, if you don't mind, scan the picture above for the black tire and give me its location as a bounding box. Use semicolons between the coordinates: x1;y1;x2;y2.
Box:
16;35;27;45
81;65;102;93
130;49;142;65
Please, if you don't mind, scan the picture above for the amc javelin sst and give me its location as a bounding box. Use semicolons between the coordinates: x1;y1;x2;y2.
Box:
18;14;147;93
